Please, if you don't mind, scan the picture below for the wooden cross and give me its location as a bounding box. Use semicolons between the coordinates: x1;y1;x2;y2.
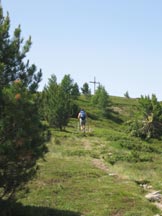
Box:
90;77;100;94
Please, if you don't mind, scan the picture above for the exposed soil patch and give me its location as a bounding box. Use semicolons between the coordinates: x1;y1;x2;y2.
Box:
92;158;109;173
81;138;109;173
81;139;92;150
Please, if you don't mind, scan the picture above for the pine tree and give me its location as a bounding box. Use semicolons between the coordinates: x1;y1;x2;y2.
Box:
81;82;91;96
60;74;73;95
128;94;162;139
60;74;80;99
0;6;47;200
71;82;80;99
91;85;111;116
43;74;71;130
124;91;130;98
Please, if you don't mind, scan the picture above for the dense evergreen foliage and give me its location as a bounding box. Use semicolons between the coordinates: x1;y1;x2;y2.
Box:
42;74;79;130
81;82;91;96
0;7;47;200
127;94;162;139
91;85;111;117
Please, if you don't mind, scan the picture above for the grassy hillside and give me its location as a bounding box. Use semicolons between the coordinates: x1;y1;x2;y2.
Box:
14;96;162;216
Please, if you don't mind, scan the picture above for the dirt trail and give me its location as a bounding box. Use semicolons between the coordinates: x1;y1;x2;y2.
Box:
81;137;162;213
92;158;109;173
81;138;92;150
81;138;110;173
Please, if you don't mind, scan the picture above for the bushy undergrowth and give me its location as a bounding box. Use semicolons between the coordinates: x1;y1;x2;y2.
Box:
8;95;162;216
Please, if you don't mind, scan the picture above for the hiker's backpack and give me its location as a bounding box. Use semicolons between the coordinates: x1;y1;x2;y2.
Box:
80;110;86;120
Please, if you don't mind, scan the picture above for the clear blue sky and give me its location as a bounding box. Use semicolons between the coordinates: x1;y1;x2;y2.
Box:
2;0;162;100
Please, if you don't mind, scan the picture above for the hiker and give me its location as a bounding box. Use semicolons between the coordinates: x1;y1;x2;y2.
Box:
78;109;87;132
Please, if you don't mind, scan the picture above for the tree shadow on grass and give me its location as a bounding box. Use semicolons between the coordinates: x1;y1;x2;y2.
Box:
0;200;81;216
87;113;99;120
103;108;123;124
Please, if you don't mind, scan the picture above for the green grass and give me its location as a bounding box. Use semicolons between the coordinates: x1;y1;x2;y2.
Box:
12;95;162;215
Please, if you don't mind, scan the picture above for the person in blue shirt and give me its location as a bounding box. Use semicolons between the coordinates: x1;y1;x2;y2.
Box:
77;109;87;132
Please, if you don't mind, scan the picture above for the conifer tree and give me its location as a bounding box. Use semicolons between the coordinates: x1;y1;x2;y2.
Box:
60;74;80;99
0;6;47;200
128;94;162;139
81;82;91;96
60;74;73;95
124;91;130;98
91;85;111;116
71;82;80;99
43;75;71;130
